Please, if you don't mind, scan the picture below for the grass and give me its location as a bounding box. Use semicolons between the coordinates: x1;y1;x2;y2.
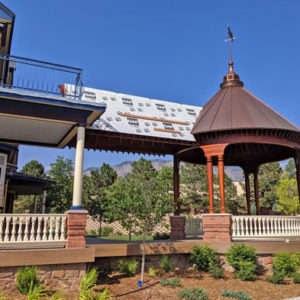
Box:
85;234;153;241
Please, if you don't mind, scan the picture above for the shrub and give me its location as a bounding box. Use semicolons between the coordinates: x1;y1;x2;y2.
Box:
208;263;224;278
153;232;169;240
160;278;181;288
16;266;41;295
292;273;300;284
50;291;66;300
90;229;97;236
79;268;98;300
221;290;253;300
159;255;174;273
178;287;209;300
101;226;114;235
27;282;46;300
119;259;139;277
225;244;257;281
148;266;156;277
266;270;285;284
273;253;299;277
189;245;218;272
97;288;114;300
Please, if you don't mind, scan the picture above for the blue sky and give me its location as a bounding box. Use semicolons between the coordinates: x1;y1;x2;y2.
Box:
8;0;300;170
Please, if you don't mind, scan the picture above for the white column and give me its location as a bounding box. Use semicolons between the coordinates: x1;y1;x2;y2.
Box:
72;126;85;209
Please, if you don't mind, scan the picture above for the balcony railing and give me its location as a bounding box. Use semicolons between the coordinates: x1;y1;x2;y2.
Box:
232;215;300;240
185;218;203;237
0;53;83;99
0;214;67;248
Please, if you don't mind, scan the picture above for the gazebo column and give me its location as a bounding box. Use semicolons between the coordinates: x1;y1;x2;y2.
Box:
244;171;251;215
217;154;226;213
66;126;88;248
253;169;260;215
206;155;214;213
170;155;185;240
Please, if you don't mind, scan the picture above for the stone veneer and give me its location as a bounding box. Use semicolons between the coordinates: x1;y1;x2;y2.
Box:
0;263;86;291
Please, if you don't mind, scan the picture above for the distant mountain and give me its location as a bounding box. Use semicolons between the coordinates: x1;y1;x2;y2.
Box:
84;159;244;181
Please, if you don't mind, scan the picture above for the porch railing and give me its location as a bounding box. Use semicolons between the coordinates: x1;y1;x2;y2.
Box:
232;215;300;240
0;53;83;99
185;218;203;237
0;214;67;247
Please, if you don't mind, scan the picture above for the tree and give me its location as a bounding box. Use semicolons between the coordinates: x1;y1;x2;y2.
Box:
15;160;46;213
285;159;296;180
276;178;299;215
46;156;73;213
83;163;117;237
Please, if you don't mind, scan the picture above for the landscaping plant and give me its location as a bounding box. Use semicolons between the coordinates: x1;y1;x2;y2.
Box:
189;245;218;272
225;244;257;281
178;287;209;300
101;226;114;235
266;270;285;284
221;290;253;300
16;266;41;295
153;232;169;240
119;259;139;277
97;288;114;300
159;255;174;273
148;266;156;277
208;262;224;278
159;278;181;288
292;273;300;284
27;281;46;300
273;252;299;277
79;268;98;300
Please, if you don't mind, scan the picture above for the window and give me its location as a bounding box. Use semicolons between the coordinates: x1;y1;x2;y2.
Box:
127;118;139;126
186;109;196;116
163;123;174;130
122;98;133;105
156;103;166;111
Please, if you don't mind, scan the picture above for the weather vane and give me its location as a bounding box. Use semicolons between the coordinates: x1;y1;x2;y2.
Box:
225;25;235;63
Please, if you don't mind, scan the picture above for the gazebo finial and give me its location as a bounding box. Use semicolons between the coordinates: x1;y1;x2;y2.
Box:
220;25;244;88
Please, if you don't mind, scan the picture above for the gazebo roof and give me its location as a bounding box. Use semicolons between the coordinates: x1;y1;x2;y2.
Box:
192;61;300;135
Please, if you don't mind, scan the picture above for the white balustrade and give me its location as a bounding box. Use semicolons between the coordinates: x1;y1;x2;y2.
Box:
232;215;300;240
185;218;203;236
0;214;67;245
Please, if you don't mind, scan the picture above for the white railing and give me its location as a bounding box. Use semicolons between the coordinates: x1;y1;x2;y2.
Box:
185;218;203;237
232;215;300;240
0;214;67;246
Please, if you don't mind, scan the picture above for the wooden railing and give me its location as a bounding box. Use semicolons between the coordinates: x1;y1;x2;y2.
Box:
232;215;300;240
0;214;67;247
185;218;203;237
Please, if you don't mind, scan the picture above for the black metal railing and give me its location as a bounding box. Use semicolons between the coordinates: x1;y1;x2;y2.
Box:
0;53;83;99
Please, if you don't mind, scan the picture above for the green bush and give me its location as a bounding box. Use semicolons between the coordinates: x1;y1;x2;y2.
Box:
101;226;114;235
221;290;253;300
27;282;46;300
16;266;41;295
178;287;209;300
266;270;285;284
208;263;224;278
148;266;156;277
153;232;169;240
159;278;181;288
97;288;114;300
225;244;257;281
159;255;174;273
273;253;299;277
119;259;139;277
90;229;97;236
79;268;98;300
189;245;218;272
292;273;300;284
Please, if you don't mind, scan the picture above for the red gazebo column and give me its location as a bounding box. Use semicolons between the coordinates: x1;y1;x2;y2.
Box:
254;169;261;215
244;171;251;215
206;155;215;213
170;155;185;240
217;154;226;213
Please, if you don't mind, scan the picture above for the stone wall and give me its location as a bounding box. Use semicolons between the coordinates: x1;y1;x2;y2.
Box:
0;263;86;292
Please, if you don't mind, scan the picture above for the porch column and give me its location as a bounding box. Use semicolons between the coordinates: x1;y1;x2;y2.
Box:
206;155;215;213
217;154;226;213
254;169;260;215
244;171;251;215
66;126;88;248
173;155;180;215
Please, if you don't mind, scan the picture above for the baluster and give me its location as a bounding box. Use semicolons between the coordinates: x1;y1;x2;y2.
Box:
0;216;4;242
42;216;48;241
274;217;278;236
48;216;54;241
269;218;273;236
4;216;11;242
30;216;36;241
252;217;256;237
24;216;29;242
257;217;261;236
36;217;42;241
61;216;66;240
232;218;236;237
240;217;244;237
249;217;253;236
11;217;17;242
261;217;265;236
17;216;23;242
245;217;249;237
54;217;60;241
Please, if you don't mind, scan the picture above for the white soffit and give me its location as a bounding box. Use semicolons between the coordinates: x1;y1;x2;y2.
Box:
66;85;202;141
